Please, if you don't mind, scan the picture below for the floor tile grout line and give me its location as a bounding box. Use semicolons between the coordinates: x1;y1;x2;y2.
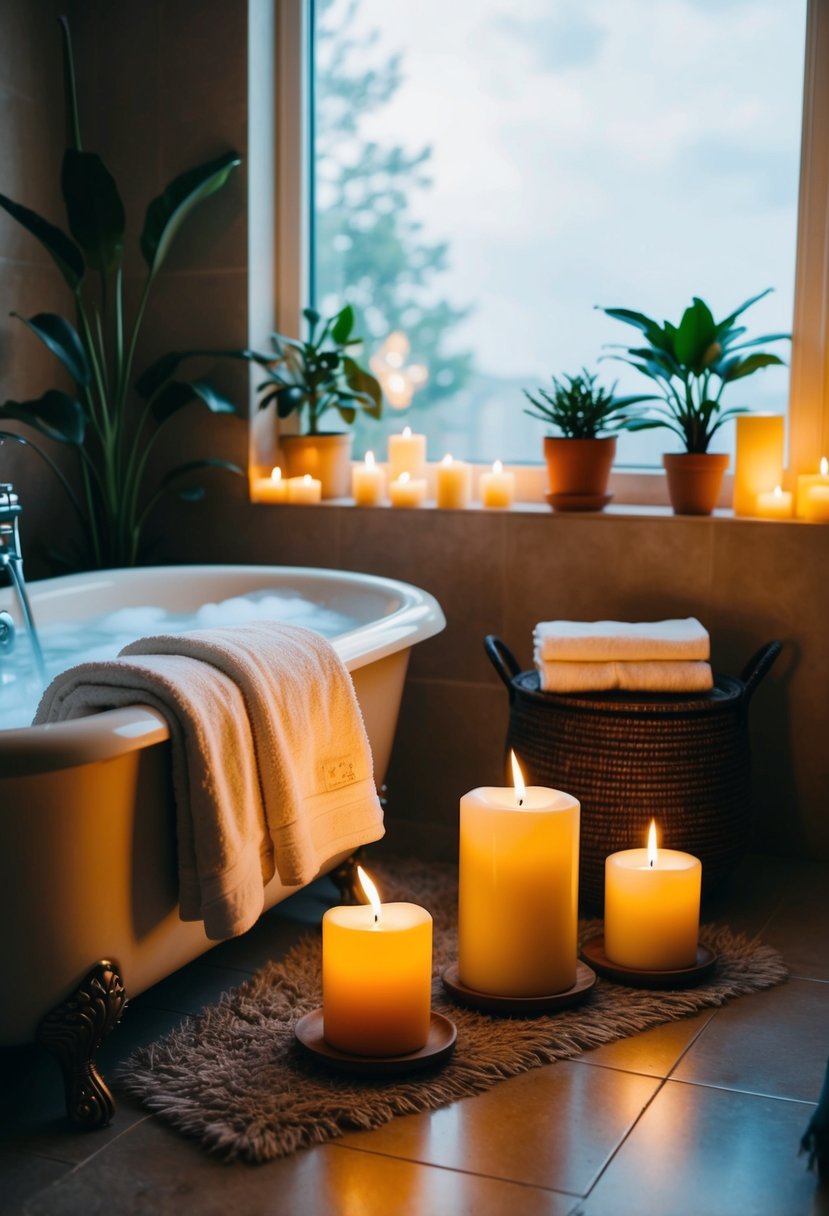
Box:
16;1112;155;1202
578;1073;672;1199
664;1075;819;1107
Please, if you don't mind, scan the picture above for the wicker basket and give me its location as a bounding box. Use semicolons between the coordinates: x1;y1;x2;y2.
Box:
485;635;781;912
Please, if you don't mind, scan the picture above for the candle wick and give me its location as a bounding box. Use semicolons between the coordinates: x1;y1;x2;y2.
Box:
649;859;654;869
374;912;378;924
518;797;524;807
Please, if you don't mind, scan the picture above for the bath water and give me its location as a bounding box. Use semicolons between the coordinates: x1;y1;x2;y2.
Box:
0;590;357;731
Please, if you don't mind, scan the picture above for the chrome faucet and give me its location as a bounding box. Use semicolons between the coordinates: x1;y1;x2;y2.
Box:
0;483;47;685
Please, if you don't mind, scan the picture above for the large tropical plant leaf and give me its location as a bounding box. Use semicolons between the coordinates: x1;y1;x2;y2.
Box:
140;151;241;275
0;390;85;444
674;297;717;370
11;312;90;387
61;149;125;273
160;457;244;500
135;348;269;398
330;304;355;345
0;194;84;289
151;380;240;423
720;352;786;382
342;355;382;416
58;15;82;150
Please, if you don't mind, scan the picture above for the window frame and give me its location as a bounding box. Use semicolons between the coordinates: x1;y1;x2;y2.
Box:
270;0;828;502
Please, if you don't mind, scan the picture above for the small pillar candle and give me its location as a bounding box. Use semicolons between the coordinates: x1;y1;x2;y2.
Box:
796;457;829;519
805;485;829;523
480;460;515;509
604;822;701;970
389;470;427;508
253;466;289;503
351;450;386;506
322;867;432;1056
436;454;472;509
388;425;427;481
756;485;793;519
458;752;580;997
287;473;322;504
733;415;785;516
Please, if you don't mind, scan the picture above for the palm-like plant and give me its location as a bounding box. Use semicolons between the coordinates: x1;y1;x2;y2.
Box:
523;369;651;439
598;291;790;453
0;17;252;569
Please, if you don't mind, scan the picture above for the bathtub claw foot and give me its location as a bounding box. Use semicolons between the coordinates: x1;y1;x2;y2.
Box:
36;960;127;1130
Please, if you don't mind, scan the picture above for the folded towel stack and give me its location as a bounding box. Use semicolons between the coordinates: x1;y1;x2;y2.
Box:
533;618;713;693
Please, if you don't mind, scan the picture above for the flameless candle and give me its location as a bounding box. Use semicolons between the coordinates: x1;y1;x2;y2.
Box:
287;473;322;504
604;821;701;970
480;460;515;509
322;866;432;1056
436;454;472;509
458;752;580;997
388;425;427;481
796;457;829;519
755;484;793;519
254;466;289;503
351;450;386;506
389;470;427;508
733;415;785;516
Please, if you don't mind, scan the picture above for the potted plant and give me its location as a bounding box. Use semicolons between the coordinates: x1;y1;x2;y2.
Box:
522;369;651;510
0;17;252;570
257;306;383;498
599;291;790;515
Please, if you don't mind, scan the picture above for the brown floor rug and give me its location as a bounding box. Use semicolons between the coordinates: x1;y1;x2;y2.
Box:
115;858;788;1163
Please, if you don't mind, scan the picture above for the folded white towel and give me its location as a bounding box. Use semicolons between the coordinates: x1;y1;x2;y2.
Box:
35;622;384;940
534;618;710;663
536;659;714;694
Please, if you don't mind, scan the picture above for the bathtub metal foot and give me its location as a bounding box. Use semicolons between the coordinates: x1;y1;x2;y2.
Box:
36;960;127;1130
331;850;365;904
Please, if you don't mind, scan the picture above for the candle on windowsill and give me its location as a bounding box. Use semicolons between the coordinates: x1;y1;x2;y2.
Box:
480;460;515;509
733;415;785;516
322;865;432;1056
388;470;427;508
796;457;829;520
604;821;701;971
435;454;472;509
351;450;386;506
287;473;322;504
755;484;793;519
388;425;427;482
458;751;580;997
253;466;289;503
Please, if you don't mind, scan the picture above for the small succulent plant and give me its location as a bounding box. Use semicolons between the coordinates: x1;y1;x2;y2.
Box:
523;369;651;439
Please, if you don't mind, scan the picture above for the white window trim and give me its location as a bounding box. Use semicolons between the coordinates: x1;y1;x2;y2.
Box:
265;0;829;503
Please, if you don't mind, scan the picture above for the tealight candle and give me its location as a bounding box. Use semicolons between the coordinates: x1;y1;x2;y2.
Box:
287;473;322;504
733;415;785;516
322;866;432;1056
388;470;427;508
458;752;580;997
435;454;472;510
480;459;515;509
755;484;793;519
351;450;386;506
388;425;427;482
253;466;289;503
796;457;829;519
604;821;701;970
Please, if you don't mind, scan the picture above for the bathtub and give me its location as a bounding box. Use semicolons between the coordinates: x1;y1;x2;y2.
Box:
0;565;445;1051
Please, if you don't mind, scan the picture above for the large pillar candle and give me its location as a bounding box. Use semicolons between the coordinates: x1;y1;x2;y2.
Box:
604;822;701;970
733;414;785;516
322;867;432;1056
458;753;580;997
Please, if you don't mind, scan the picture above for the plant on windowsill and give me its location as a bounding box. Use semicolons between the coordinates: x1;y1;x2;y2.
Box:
0;17;253;570
256;305;383;498
522;368;651;511
598;291;790;515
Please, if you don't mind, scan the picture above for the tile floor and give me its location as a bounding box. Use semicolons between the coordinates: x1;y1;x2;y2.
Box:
1;853;828;1216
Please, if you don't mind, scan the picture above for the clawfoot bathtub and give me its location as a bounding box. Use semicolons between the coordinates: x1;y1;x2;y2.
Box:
0;565;444;1124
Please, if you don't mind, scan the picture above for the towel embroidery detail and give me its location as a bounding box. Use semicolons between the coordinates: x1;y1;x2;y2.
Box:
323;755;357;790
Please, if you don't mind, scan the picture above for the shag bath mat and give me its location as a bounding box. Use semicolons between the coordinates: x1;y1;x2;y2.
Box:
116;858;788;1163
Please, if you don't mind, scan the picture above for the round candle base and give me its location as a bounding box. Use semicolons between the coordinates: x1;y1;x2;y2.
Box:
441;961;596;1015
580;937;717;989
294;1009;456;1076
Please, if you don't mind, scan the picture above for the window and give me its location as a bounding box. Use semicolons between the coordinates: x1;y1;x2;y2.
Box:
309;0;806;471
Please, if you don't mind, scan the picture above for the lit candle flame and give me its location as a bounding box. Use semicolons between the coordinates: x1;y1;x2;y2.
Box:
270;466;282;483
773;485;783;498
397;471;411;486
357;864;382;923
510;749;526;806
492;460;503;474
821;456;828;477
442;453;453;466
647;819;658;868
402;425;412;439
302;474;312;484
365;451;376;470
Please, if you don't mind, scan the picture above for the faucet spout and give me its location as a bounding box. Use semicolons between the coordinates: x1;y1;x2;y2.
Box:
0;483;47;687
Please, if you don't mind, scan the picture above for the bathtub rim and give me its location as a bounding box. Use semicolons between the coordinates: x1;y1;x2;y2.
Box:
1;563;445;775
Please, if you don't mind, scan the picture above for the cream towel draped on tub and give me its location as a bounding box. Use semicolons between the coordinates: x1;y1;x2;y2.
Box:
34;622;384;940
533;618;713;693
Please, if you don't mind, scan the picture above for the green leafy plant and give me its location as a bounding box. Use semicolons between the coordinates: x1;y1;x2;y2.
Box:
0;17;251;569
598;291;790;454
523;369;651;439
256;305;382;435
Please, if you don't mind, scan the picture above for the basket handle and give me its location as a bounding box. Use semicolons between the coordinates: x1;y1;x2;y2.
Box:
740;641;782;703
484;635;522;699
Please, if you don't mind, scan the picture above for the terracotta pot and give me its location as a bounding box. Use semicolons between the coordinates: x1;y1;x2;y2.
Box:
543;436;616;510
663;452;729;516
279;432;354;499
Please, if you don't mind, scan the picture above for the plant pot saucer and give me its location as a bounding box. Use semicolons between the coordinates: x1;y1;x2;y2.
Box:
545;492;613;512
